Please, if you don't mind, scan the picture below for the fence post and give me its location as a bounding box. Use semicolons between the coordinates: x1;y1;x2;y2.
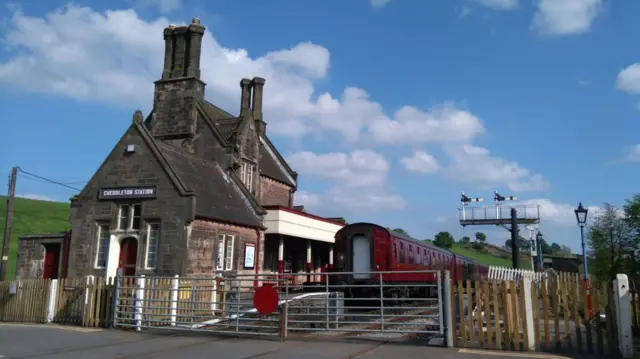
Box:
170;275;179;326
111;270;121;328
614;274;633;358
443;270;453;348
46;279;58;323
83;275;95;327
522;276;535;351
135;275;146;332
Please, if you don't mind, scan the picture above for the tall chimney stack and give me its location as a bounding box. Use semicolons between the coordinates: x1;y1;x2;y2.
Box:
251;77;266;135
240;78;252;115
152;17;206;141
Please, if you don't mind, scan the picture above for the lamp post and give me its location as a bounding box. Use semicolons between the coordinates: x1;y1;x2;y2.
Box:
574;201;592;319
536;231;544;272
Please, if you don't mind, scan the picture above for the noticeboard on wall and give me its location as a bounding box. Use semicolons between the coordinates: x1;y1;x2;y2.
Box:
98;186;157;200
244;243;256;269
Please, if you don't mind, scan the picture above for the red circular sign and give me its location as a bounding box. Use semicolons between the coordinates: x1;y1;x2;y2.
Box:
253;284;280;315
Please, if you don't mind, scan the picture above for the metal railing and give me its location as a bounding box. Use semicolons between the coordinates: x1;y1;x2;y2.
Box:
112;270;451;344
459;205;540;222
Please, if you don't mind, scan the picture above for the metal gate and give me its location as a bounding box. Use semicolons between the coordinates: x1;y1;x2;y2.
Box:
112;270;450;344
284;270;445;344
113;273;287;337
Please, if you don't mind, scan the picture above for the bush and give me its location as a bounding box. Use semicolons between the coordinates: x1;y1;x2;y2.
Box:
471;242;484;250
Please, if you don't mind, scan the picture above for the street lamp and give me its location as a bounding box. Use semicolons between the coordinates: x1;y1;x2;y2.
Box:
574;201;592;319
536;231;544;272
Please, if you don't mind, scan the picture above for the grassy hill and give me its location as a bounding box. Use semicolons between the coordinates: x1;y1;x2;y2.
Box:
449;242;533;269
0;196;70;280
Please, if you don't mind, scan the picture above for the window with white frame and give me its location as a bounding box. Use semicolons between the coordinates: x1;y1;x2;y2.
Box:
216;234;235;271
95;224;110;268
240;162;254;192
118;204;142;231
145;223;160;269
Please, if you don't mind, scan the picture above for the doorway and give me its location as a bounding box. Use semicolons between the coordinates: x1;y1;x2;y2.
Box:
43;243;61;279
119;237;138;276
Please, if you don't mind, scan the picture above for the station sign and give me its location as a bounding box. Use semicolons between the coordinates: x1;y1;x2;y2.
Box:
98;186;157;200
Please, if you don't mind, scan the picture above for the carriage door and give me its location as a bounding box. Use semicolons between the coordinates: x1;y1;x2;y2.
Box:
352;235;371;280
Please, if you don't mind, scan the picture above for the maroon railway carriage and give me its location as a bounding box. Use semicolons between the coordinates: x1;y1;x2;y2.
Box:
328;222;488;298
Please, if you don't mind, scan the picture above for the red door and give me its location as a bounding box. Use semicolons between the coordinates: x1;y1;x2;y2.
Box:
43;243;61;279
119;238;138;276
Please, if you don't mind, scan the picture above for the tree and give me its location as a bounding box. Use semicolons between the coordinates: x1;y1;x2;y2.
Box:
540;239;552;255
391;228;409;236
475;232;487;244
551;242;561;253
588;202;637;282
505;239;512;249
459;236;471;244
434;231;455;249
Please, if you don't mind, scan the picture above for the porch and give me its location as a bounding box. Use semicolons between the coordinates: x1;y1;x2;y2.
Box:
262;206;345;285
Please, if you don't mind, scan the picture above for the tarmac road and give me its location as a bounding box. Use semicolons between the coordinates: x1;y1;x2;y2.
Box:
0;323;574;359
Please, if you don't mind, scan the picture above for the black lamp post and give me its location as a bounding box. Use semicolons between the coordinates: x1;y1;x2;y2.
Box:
574;201;592;319
536;231;544;272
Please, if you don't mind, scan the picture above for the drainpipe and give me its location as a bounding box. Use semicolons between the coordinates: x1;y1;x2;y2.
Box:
254;227;261;289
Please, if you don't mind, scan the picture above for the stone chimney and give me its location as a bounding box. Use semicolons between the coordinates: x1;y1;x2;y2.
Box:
251;77;266;135
240;78;252;116
151;18;206;141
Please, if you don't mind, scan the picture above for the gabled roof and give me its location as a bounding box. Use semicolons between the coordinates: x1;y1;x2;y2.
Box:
197;100;297;187
156;142;264;227
135;121;264;228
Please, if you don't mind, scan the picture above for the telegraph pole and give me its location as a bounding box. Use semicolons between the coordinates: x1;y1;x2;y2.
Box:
0;166;18;281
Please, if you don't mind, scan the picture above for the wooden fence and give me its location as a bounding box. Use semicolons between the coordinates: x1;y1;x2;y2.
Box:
451;272;618;355
0;277;115;328
0;279;51;323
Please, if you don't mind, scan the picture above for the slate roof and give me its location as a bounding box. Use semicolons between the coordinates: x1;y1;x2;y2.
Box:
198;100;296;187
156;141;263;228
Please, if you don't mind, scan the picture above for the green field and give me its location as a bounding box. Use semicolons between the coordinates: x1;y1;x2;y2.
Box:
448;243;533;269
0;196;70;280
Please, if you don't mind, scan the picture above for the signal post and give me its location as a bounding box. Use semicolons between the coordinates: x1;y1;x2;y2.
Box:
458;191;540;270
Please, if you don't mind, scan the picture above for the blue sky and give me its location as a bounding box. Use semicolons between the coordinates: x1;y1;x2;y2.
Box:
1;0;639;252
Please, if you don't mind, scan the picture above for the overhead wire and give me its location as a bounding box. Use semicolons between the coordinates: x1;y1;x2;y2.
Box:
16;167;83;192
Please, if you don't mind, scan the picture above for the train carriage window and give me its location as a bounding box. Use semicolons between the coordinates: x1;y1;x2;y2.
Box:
408;245;414;264
392;242;398;262
399;242;405;264
415;250;421;265
424;249;429;266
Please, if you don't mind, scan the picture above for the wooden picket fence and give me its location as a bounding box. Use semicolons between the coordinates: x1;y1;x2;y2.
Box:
451;272;617;355
0;279;51;323
0;277;116;328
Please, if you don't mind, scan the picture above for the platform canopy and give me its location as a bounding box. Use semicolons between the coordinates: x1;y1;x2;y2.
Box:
263;206;345;243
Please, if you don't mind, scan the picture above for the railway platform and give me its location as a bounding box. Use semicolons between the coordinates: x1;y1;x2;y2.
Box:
0;323;571;359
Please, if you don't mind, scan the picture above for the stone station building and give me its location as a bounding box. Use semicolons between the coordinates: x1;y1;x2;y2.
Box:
16;18;344;284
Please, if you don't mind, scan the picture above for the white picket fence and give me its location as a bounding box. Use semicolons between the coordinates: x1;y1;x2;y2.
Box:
487;265;549;283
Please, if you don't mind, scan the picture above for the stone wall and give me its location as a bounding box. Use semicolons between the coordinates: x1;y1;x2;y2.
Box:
16;239;45;279
67;125;191;278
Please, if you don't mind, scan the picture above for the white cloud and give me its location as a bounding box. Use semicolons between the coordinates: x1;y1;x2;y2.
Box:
369;104;485;145
401;151;439;174
476;0;519;11
294;191;320;209
0;6;492;144
287;150;406;212
370;0;393;8
623;144;640;162
444;144;547;192
532;0;602;36
516;198;604;227
18;193;59;202
616;63;640;95
136;0;181;13
287;150;389;188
